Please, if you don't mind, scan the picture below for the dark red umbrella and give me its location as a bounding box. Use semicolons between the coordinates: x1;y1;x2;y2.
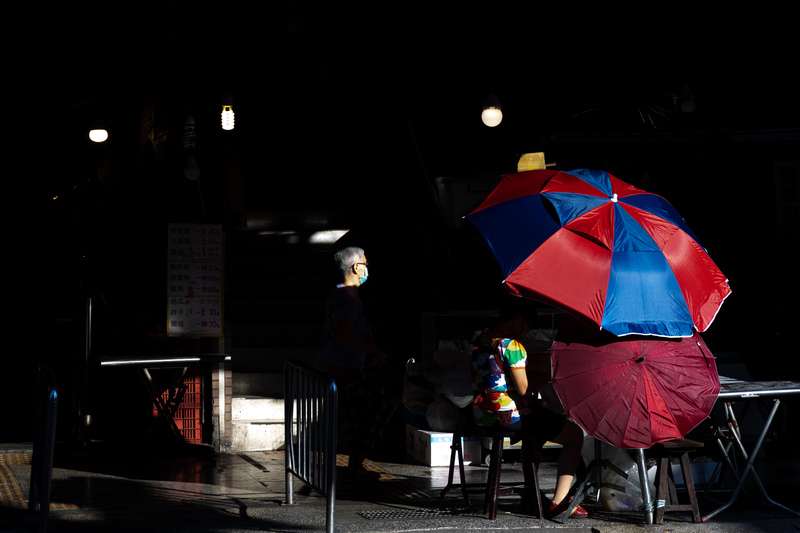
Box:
550;318;720;449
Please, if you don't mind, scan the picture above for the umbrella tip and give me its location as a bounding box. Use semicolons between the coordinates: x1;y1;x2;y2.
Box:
611;193;618;203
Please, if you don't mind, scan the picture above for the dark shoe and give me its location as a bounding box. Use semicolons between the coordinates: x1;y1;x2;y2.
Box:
548;499;588;518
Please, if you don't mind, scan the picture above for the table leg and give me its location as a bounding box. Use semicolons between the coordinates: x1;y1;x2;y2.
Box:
703;399;800;521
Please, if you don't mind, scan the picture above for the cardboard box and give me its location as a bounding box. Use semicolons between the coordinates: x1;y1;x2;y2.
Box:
405;424;482;467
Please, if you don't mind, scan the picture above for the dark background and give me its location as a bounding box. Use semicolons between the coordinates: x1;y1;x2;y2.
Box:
10;3;799;444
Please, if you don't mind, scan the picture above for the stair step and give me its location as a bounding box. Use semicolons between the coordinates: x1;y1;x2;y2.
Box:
232;396;287;421
232;371;285;396
231;396;295;452
231;419;288;452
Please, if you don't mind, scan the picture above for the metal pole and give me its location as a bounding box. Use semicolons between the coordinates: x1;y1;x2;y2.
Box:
634;448;653;525
326;381;337;533
285;368;295;505
77;297;92;449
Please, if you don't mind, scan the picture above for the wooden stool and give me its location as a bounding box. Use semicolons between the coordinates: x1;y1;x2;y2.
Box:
653;438;704;523
441;413;542;519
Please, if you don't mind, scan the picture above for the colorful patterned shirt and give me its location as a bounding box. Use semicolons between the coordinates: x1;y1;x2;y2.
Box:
471;331;529;427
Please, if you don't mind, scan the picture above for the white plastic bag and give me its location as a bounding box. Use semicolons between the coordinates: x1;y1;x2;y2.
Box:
426;394;458;432
581;438;656;512
426;342;474;408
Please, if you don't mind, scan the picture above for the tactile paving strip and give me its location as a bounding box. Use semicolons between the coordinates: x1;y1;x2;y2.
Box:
0;453;79;511
0;454;30;509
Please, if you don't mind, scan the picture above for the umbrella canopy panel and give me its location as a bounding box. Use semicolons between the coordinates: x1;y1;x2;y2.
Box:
550;323;721;449
465;169;731;337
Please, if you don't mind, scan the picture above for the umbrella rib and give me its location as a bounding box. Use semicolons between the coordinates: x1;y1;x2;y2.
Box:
648;360;720;421
566;364;638;440
619;367;658;447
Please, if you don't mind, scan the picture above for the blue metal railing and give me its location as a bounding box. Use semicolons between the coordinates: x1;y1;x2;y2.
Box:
29;365;59;533
284;359;338;533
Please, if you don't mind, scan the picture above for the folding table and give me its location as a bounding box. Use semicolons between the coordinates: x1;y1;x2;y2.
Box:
702;377;800;521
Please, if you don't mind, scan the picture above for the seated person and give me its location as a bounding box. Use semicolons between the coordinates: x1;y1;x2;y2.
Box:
472;298;587;518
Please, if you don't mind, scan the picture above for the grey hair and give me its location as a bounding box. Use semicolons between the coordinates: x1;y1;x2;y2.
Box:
334;247;365;275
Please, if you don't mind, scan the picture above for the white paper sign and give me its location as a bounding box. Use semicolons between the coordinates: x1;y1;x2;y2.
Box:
167;224;224;336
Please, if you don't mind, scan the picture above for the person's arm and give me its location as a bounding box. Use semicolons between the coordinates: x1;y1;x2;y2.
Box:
507;340;548;399
510;367;531;396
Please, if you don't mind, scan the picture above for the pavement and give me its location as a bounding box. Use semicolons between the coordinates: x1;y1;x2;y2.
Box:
3;437;800;533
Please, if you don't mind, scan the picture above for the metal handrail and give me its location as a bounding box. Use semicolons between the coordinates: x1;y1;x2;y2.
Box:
29;365;59;533
284;359;337;533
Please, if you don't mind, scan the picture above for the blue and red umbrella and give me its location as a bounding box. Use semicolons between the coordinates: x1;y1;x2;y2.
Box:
465;169;731;338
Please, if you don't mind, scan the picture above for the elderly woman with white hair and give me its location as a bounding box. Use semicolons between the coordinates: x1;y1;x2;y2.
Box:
317;246;390;480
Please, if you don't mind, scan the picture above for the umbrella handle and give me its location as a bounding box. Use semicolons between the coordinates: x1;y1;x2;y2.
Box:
696;340;712;368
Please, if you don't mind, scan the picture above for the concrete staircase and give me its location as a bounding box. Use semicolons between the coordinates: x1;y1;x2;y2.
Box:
225;226;337;452
231;395;287;451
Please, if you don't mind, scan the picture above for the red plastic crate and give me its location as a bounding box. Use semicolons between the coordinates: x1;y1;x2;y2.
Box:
152;364;203;443
173;416;202;444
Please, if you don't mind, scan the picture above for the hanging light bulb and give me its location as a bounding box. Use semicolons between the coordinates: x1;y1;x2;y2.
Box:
221;106;234;130
481;93;502;127
184;156;200;181
89;129;108;143
89;118;108;142
221;95;235;130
